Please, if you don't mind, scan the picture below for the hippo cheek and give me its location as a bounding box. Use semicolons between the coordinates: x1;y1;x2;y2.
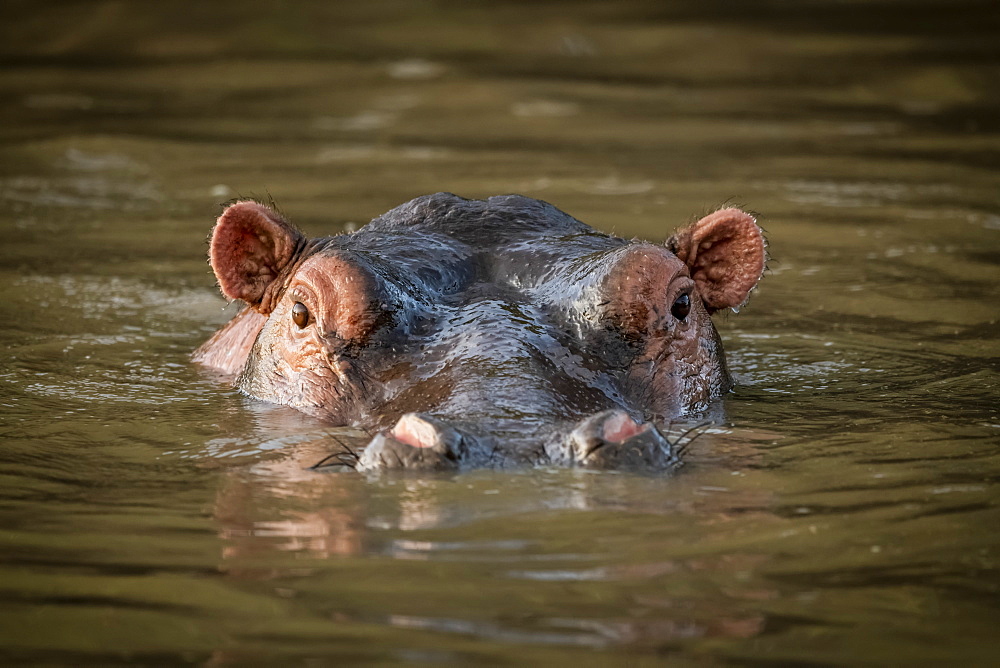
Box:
601;244;724;415
237;319;345;412
628;305;729;415
236;252;396;422
273;338;345;408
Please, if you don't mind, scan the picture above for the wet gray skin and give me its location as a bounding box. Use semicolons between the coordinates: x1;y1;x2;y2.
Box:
194;193;766;471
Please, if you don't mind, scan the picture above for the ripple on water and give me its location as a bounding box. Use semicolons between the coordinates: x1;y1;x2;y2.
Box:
1;275;238;418
1;1;998;663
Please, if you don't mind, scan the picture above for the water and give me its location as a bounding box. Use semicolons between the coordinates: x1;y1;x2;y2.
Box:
1;0;998;664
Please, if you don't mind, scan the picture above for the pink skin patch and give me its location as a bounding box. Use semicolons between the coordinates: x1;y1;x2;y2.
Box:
601;412;651;443
391;413;439;449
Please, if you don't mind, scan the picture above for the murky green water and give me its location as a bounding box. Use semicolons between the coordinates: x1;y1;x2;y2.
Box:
1;1;998;664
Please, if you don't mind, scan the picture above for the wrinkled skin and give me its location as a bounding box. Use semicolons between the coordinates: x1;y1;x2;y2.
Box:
194;193;766;471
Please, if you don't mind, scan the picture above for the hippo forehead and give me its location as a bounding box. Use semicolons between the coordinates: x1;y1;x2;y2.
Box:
277;200;695;417
302;194;666;306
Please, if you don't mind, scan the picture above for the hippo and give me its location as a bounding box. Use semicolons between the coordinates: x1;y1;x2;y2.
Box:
194;193;765;471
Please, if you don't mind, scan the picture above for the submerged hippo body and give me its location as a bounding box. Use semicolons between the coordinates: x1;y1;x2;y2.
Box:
195;193;765;471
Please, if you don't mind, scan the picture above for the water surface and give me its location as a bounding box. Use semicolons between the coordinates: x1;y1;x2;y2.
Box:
1;1;998;664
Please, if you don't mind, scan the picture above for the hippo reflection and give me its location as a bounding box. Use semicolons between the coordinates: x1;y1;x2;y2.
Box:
194;193;765;471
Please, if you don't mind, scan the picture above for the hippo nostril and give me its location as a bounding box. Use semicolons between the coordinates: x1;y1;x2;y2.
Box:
549;409;678;470
391;413;441;449
356;413;471;471
601;411;652;444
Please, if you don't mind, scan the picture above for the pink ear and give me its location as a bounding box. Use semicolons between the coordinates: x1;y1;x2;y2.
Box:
667;208;766;312
209;202;305;310
192;305;267;375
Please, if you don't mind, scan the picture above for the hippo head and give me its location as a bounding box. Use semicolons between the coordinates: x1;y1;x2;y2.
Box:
195;193;765;471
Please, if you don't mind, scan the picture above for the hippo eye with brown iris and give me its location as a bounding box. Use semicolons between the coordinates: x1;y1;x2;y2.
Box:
291;302;310;329
671;293;691;321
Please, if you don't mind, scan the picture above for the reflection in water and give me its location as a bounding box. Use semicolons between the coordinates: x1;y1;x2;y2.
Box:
385;609;766;649
206;415;780;648
216;472;366;561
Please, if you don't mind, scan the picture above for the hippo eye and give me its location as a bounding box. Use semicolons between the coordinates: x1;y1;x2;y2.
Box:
291;302;310;329
671;293;691;321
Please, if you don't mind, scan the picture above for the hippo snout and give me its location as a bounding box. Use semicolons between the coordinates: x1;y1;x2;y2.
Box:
549;410;680;470
357;413;473;472
351;410;680;472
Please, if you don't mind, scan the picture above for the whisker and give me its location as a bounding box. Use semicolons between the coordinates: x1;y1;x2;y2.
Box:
670;421;711;459
310;432;361;470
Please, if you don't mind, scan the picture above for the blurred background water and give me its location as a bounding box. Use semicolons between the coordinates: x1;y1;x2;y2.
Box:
0;0;998;664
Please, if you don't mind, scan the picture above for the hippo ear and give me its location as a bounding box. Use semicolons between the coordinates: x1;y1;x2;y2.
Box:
667;208;765;313
209;201;305;311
